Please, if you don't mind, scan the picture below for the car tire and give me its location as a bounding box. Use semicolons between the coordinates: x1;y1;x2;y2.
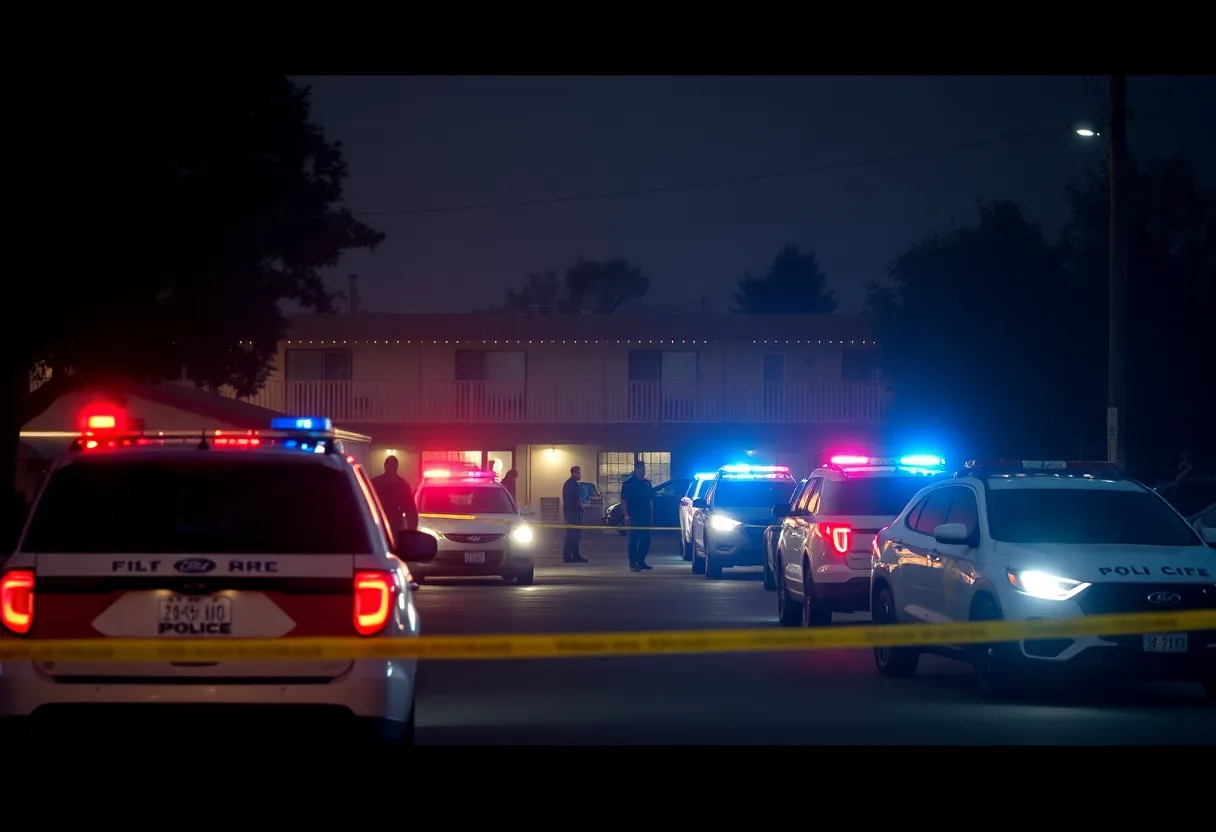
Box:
681;537;693;562
872;586;919;678
801;568;831;627
692;542;706;575
762;550;777;591
776;556;801;627
705;547;723;579
971;595;1029;700
514;564;535;586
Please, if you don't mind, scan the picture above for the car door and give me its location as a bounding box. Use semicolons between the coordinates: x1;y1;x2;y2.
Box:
771;478;809;572
652;479;690;529
921;484;982;623
895;487;957;622
692;479;715;553
779;476;821;589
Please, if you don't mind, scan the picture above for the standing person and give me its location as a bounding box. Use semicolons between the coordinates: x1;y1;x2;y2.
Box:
561;466;589;563
371;455;419;534
620;460;654;572
502;468;519;505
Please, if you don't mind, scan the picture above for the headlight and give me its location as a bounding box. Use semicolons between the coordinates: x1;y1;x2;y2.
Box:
419;526;443;540
510;524;534;545
710;515;742;532
1007;569;1090;600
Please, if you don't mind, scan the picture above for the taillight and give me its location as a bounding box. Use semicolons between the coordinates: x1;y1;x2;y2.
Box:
353;570;396;636
1;570;35;635
820;523;853;556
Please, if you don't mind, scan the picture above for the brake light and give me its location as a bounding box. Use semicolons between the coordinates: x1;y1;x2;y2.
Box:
820;523;853;555
1;570;35;635
353;570;395;636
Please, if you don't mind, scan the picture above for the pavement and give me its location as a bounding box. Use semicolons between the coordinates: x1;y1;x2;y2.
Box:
413;530;1216;744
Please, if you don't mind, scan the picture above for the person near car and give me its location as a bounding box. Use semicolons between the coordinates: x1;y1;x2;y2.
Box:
502;468;519;505
372;454;419;533
561;466;589;563
621;460;654;572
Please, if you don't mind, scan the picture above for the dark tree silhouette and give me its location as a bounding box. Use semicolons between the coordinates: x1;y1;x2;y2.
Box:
732;244;837;314
1059;154;1216;477
863;201;1084;458
6;75;385;498
486;257;651;313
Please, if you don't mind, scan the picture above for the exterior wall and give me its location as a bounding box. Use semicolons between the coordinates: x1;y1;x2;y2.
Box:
526;444;598;512
25;391;249;433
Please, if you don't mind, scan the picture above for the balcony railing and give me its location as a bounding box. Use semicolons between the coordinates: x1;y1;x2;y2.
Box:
227;380;889;424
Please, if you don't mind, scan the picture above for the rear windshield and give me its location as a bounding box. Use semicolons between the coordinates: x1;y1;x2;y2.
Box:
821;475;943;516
713;479;795;507
987;488;1201;546
418;485;515;515
578;482;599;500
21;458;375;554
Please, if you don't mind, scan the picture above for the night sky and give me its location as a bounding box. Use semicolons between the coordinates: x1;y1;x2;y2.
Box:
294;75;1216;315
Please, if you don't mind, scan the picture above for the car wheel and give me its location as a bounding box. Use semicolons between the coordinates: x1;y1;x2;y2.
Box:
801;568;831;627
971;595;1029;700
872;586;919;678
705;547;723;579
762;555;776;591
514;564;535;586
692;541;706;575
681;537;693;562
776;557;801;627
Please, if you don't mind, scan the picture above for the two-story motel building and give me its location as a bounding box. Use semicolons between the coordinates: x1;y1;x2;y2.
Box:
234;312;889;509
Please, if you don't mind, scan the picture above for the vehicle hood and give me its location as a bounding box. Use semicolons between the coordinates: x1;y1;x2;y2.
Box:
716;505;779;527
993;541;1215;583
418;512;520;536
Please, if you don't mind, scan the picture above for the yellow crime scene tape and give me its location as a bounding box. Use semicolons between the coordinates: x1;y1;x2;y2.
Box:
3;610;1212;664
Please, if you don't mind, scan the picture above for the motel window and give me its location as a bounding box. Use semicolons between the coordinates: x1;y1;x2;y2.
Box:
455;350;527;382
598;451;671;504
284;349;352;382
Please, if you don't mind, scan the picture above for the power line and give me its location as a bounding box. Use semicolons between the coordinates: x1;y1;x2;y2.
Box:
353;127;1066;219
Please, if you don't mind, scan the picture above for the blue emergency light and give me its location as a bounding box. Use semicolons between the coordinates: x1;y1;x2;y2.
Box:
270;416;333;432
719;463;791;479
694;472;717;480
899;454;945;468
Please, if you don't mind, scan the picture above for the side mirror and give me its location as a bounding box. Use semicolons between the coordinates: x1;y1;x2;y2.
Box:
933;523;974;547
395;529;438;562
772;502;791;518
693;498;708;509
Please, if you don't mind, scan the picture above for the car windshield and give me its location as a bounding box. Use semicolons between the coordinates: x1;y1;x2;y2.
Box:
713;479;796;507
821;475;945;516
20;458;375;554
987;487;1201;546
579;482;598;499
419;485;515;515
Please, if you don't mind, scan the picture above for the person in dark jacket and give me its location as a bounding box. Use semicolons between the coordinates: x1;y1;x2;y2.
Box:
371;455;419;533
561;466;588;563
502;468;519;505
620;460;654;572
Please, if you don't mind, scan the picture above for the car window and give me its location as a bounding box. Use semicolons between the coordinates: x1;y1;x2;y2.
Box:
578;482;599;500
802;478;823;513
786;479;808;510
354;464;395;552
944;487;980;536
418;485;515;515
912;488;957;535
712;479;797;507
905;495;927;531
987;487;1200;546
818;475;946;516
653;480;687;498
21;458;376;555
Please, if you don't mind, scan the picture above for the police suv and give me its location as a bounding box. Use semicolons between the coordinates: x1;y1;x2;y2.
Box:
0;412;437;746
415;465;536;584
773;454;949;626
690;465;797;579
679;473;716;562
870;460;1216;700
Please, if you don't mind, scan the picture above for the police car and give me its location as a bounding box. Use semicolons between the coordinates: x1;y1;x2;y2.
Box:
773;454;949;626
414;466;536;585
0;411;437;746
679;473;716;561
870;460;1216;701
690;465;797;579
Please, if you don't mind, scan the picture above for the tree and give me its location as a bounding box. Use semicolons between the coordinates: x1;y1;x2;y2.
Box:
1059;154;1216;477
863;201;1086;458
7;75;385;501
732;244;837;314
485;257;651;313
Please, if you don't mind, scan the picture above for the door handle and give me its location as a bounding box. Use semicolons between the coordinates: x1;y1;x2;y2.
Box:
928;550;942;562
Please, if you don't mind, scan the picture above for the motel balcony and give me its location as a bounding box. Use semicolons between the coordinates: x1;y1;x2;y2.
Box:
229;380;890;424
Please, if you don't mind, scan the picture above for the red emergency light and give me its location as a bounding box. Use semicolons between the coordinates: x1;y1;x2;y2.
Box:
423;468;496;480
829;455;869;466
77;402;128;434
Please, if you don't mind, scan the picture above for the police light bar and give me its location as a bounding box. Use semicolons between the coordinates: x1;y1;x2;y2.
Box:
963;459;1122;475
423;468;497;479
899;455;945;468
270;416;333;432
829;455;869;466
828;454;946;470
720;464;790;474
694;472;717;480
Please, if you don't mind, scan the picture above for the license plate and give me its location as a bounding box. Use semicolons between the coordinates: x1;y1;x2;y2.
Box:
157;595;233;636
1143;633;1187;653
464;551;486;564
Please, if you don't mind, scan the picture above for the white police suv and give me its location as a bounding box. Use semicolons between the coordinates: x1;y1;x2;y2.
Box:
870;460;1216;700
679;472;716;562
0;411;437;746
414;465;536;584
690;465;797;579
773;454;949;627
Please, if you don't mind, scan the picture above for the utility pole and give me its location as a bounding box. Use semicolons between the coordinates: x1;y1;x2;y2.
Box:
1106;75;1128;467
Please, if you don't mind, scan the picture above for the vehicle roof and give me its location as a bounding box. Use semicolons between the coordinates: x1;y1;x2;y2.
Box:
49;447;352;470
810;465;946;481
417;478;506;488
984;476;1146;492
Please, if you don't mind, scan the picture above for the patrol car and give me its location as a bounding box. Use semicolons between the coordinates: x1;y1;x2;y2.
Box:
414;466;537;585
773;454;949;626
0;411;438;746
690;465;797;579
869;460;1216;700
679;473;716;561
